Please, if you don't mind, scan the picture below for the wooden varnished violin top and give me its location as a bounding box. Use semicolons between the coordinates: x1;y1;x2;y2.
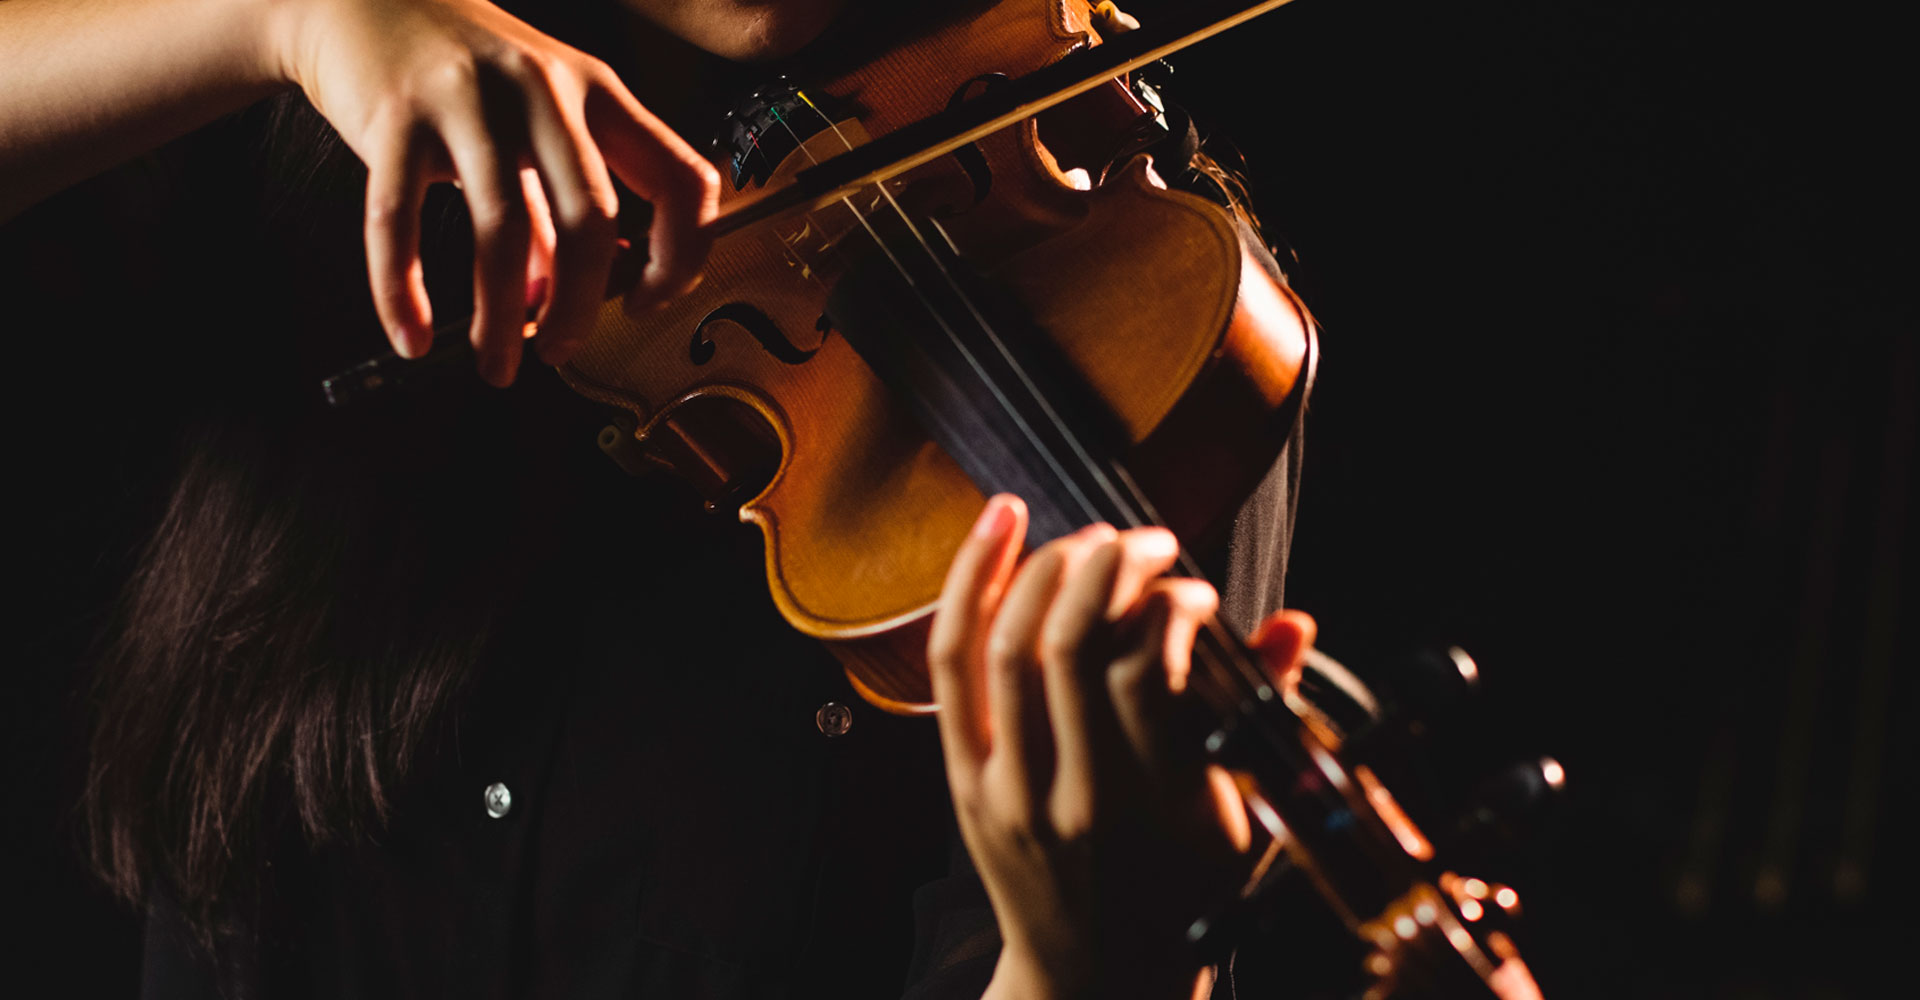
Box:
557;0;1310;710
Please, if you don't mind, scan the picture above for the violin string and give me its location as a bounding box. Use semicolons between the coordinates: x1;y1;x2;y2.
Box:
766;91;1414;954
743;123;768;171
775;93;1274;706
766;99;1105;530
757;108;914;325
764;103;1138;546
789;92;1135;533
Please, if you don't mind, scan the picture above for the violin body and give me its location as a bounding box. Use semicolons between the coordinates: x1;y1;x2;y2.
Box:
542;5;1552;994
558;0;1309;711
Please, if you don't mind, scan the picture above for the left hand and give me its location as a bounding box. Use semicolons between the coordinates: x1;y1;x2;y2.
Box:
928;494;1316;1000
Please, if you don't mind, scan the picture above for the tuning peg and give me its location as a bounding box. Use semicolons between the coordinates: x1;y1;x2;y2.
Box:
1334;646;1492;820
1329;646;1567;866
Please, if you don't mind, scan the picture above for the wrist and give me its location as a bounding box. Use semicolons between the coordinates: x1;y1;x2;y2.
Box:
251;0;317;89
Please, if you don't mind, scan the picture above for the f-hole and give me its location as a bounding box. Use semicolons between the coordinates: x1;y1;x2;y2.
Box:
690;303;821;366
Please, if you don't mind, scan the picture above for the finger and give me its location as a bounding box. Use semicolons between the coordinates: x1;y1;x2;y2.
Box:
521;166;556;320
364;117;434;359
987;524;1114;807
1106;578;1218;773
583;75;719;313
439;101;532;387
928;495;1027;786
1038;528;1178;819
1248;608;1317;694
1098;527;1181;621
520;80;618;366
1206;764;1254;853
1155;580;1223;696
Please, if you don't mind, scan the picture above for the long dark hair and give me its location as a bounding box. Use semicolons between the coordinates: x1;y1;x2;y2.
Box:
77;0;664;943
84;424;484;940
78;86;579;942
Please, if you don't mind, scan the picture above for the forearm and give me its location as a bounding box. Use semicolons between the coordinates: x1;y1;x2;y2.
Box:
0;0;293;220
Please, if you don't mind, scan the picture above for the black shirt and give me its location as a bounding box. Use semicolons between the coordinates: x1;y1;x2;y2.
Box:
138;424;1302;999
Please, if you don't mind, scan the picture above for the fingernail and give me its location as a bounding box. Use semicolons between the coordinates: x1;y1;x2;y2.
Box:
392;327;423;360
970;496;1017;543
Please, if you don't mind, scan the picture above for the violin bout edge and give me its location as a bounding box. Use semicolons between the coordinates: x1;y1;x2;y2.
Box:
827;222;1315;717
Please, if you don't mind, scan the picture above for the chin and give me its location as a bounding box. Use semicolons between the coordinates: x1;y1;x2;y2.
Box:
634;0;850;61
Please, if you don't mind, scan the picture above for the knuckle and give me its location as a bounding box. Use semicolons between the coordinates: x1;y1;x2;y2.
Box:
554;197;617;241
689;155;722;198
1108;651;1155;695
469;196;529;240
420;53;480;99
1050;801;1095;842
1072;522;1118;546
1119;530;1160;560
1037;623;1084;669
364;99;416;147
984;631;1027;669
1140;586;1176;618
953;792;986;826
492;45;541;83
994;804;1038;846
926;629;964;671
466;198;508;233
563;53;611;90
365;192;408;228
1027;541;1072;576
590;183;623;226
1174;581;1220;617
568;51;611;86
658;151;720;207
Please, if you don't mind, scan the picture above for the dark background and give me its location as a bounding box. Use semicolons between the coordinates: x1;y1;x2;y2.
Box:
1163;1;1912;996
5;0;1909;996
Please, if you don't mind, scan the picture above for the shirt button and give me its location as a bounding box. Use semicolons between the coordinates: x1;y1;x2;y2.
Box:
483;781;513;819
815;701;853;738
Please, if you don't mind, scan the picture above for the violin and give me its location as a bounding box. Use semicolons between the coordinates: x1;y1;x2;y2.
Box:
564;0;1314;714
328;1;1550;994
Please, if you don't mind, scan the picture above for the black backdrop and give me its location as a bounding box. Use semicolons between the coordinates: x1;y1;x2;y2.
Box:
5;0;1909;996
1149;1;1912;995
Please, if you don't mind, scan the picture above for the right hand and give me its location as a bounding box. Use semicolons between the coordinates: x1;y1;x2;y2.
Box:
270;0;721;384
